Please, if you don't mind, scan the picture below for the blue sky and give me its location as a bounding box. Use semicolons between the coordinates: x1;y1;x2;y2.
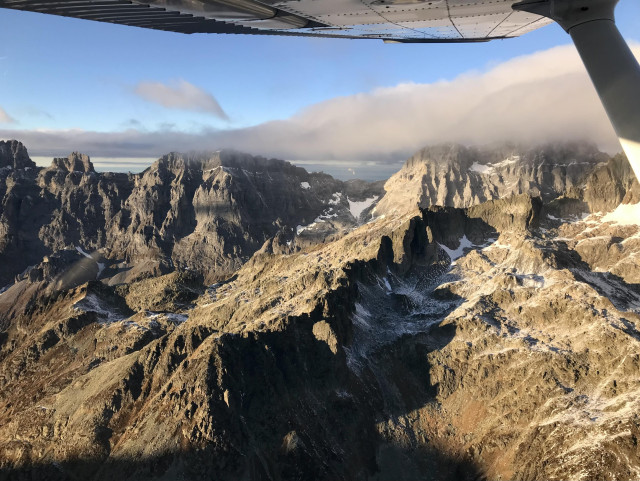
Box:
1;9;571;130
0;1;639;179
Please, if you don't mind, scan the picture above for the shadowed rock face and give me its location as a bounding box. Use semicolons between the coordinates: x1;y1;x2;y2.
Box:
50;152;95;174
0;210;466;481
2;140;640;480
0;140;35;170
0;142;384;286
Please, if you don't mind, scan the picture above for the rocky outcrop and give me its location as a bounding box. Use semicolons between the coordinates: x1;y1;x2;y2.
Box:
0;140;35;170
421;194;542;252
0;142;384;286
0;211;441;481
583;153;640;212
117;270;204;312
49;152;95;174
374;141;610;217
0;142;44;289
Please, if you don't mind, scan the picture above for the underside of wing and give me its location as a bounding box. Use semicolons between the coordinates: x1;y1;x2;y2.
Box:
0;0;553;41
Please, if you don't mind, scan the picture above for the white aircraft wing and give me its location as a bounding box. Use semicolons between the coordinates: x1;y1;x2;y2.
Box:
0;0;552;42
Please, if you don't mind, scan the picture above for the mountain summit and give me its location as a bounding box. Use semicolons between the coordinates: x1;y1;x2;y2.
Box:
0;143;383;286
374;141;614;217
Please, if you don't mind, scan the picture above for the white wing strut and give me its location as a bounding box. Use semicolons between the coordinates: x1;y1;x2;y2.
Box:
515;0;640;181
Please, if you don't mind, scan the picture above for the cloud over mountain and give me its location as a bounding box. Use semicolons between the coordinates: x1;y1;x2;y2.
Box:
2;43;638;170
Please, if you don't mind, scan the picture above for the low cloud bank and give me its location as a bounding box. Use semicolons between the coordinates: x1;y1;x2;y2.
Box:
3;44;637;170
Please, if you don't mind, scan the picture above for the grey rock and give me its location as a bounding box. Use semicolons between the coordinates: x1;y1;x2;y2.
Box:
375;141;609;217
0;144;384;286
583;152;640;212
49;152;95;174
0;139;36;170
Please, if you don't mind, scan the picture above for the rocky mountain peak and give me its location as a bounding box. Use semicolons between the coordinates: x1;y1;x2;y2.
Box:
374;140;610;217
404;143;476;170
402;140;605;174
149;150;306;177
218;149;304;173
0;144;385;286
0;139;37;170
582;152;640;212
50;152;95;173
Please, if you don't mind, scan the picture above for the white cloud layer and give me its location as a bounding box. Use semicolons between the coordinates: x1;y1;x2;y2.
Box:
0;107;15;124
134;79;229;120
2;43;639;171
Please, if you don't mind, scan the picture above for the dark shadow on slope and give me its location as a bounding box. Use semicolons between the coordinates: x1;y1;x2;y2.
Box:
0;444;485;481
336;217;492;478
0;256;483;481
0;298;482;481
0;211;504;481
371;442;486;481
421;206;499;247
615;317;640;341
553;239;640;314
4;449;485;481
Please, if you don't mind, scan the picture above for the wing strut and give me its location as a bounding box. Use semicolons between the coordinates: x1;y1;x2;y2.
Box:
515;0;640;182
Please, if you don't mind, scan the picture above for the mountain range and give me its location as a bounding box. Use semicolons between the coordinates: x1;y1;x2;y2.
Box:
1;139;639;480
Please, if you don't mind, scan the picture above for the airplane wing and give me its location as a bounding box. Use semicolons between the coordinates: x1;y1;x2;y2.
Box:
0;0;552;42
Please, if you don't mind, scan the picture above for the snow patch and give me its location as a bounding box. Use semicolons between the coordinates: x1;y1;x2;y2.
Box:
353;303;372;329
470;162;493;175
601;202;640;226
73;293;125;324
146;311;189;324
328;192;342;205
347;195;379;220
296;223;317;235
493;155;519;168
300;181;310;190
75;246;106;279
75;246;92;259
296;209;338;235
471;156;519;174
438;235;474;262
165;313;188;323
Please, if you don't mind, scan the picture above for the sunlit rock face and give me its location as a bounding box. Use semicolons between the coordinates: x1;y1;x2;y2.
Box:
1;140;640;480
374;141;614;217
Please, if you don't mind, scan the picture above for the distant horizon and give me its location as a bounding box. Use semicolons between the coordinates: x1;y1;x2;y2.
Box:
29;152;402;182
13;136;622;183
